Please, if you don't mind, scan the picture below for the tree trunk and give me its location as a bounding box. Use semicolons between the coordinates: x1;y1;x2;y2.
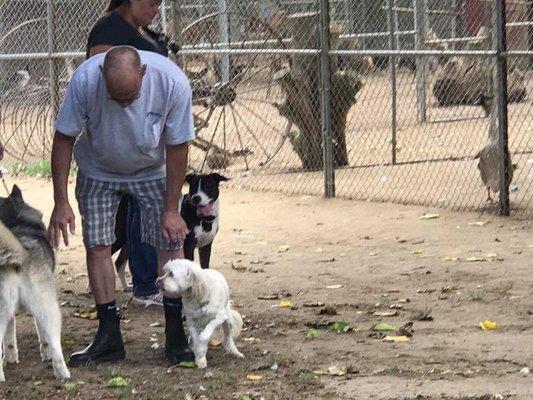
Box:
274;12;362;170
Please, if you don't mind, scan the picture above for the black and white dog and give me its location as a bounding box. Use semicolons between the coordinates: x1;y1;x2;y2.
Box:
182;173;228;269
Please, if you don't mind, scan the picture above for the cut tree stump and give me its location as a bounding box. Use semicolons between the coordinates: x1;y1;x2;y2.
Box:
433;26;526;106
273;12;362;170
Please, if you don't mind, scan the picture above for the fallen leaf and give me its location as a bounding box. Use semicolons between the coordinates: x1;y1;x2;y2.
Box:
246;374;262;381
313;366;347;376
398;321;414;337
326;284;343;289
372;310;398;317
373;323;396;332
209;339;222;348
382;335;410;343
466;257;486;262
258;294;279;300
106;377;129;388
279;300;293;308
151;343;160;350
443;256;461;262
441;285;458;293
420;213;440;220
368;331;387;339
389;304;403;310
479;319;497;331
277;245;290;253
243;337;259;342
235;250;248;255
149;322;162;327
305;329;318;340
369;252;378;256
416;289;436;294
72;310;98;320
178;361;197;369
303;301;325;308
468;221;487;226
326;366;347;376
231;263;248;272
318;306;337;316
63;382;83;391
411;250;424;255
240;396;252;400
413;308;433;321
329;321;356;334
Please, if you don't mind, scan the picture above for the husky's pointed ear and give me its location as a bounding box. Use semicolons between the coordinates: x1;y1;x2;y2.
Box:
211;173;230;182
10;185;23;202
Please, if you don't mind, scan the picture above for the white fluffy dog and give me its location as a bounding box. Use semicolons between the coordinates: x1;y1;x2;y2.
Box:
158;259;244;369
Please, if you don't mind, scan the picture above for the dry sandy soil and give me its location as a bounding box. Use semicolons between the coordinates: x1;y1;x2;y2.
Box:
0;175;532;400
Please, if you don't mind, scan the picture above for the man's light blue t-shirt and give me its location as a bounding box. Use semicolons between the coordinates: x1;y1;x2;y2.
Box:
54;50;195;182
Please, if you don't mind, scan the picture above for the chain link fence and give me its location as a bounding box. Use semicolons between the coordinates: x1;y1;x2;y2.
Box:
0;0;532;218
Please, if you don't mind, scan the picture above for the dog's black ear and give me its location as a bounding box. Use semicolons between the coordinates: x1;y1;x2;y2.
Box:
185;173;195;184
211;173;230;182
9;185;23;202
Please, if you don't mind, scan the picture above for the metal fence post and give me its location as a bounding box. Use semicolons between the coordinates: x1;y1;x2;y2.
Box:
217;0;230;83
169;0;184;66
494;0;510;216
387;0;398;165
414;0;427;122
46;0;58;157
319;0;335;198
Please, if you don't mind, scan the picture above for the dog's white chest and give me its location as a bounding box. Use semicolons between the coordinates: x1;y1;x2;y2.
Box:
194;219;218;248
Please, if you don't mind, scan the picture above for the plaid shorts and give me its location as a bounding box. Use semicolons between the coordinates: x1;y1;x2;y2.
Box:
75;172;182;250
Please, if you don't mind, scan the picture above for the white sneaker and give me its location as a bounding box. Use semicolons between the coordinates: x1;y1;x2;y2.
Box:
132;292;164;307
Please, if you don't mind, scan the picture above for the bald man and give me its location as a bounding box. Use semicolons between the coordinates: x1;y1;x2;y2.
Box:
48;46;195;366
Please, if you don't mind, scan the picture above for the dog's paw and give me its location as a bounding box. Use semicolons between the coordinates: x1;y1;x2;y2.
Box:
196;357;207;369
53;363;71;380
232;350;244;359
0;370;5;382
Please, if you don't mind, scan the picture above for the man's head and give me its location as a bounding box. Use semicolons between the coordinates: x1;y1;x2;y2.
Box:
101;46;146;107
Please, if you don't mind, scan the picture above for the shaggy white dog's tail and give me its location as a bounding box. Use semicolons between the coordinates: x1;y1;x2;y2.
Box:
228;307;243;339
214;306;243;340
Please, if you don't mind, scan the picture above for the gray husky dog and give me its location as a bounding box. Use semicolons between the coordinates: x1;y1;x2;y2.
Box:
0;185;70;382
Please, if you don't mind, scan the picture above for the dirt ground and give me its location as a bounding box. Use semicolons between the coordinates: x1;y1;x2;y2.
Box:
0;175;532;400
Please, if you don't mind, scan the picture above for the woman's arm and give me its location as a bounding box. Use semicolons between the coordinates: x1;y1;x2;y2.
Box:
88;44;114;57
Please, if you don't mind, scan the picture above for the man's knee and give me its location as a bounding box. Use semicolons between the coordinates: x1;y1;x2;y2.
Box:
86;245;112;262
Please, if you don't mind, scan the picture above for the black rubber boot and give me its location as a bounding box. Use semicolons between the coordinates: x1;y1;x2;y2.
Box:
164;297;194;363
68;304;125;367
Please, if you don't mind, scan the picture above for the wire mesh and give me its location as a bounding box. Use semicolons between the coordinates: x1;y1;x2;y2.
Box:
0;0;532;218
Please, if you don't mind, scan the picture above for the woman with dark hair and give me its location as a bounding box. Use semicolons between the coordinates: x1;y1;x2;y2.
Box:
75;0;194;364
87;0;169;58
